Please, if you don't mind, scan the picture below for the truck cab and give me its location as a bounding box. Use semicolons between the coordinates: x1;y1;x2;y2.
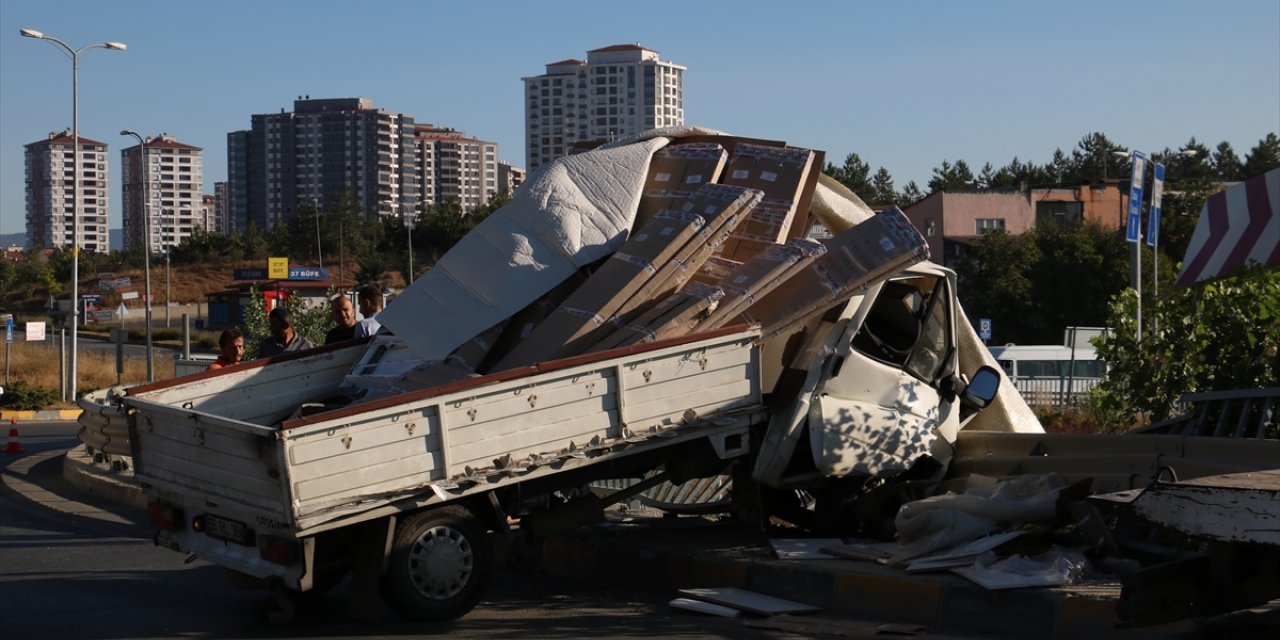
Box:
755;261;991;489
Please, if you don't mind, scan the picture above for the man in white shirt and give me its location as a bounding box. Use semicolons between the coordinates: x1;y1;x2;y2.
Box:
355;283;384;338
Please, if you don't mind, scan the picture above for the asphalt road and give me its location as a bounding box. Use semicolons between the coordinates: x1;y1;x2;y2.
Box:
0;422;806;639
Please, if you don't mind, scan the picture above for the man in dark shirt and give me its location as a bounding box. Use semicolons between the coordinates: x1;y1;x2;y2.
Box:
259;307;314;357
325;295;358;345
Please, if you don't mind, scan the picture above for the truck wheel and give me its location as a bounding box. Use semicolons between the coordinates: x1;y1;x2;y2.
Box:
380;505;491;620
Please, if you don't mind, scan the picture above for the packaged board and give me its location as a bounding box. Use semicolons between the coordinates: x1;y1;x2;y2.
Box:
697;238;827;330
495;185;761;369
741;209;930;340
594;282;725;349
717;144;818;261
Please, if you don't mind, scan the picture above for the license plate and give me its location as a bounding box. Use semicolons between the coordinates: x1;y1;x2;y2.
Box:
203;514;252;545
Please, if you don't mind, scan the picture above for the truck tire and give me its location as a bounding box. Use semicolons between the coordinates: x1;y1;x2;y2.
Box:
380;505;491;620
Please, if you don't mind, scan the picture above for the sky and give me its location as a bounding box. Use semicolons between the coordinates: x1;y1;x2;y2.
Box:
1;0;1278;242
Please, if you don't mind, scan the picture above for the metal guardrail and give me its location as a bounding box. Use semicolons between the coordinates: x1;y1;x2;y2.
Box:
76;388;131;465
1132;387;1279;439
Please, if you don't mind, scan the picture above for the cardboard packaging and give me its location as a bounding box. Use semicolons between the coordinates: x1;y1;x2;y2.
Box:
740;209;930;340
697;238;827;331
717;144;820;261
612;183;761;324
594;282;725;350
643;142;729;192
495;184;761;369
636;143;728;229
690;256;743;286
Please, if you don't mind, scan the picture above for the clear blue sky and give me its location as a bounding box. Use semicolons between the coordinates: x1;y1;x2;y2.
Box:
2;0;1277;242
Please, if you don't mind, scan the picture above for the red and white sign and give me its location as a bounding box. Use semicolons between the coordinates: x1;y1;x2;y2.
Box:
1176;168;1280;286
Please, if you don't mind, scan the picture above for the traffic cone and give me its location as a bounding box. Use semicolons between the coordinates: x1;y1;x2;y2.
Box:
3;419;25;454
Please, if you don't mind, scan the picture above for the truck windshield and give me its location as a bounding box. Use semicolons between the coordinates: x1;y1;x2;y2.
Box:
850;275;951;383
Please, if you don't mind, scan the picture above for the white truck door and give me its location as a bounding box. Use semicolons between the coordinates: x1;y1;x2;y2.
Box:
808;269;959;478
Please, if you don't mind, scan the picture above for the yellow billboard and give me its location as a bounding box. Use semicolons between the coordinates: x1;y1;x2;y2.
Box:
268;257;289;279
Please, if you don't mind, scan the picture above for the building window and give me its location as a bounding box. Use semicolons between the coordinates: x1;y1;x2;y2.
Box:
975;218;1005;234
925;219;936;237
1035;201;1084;226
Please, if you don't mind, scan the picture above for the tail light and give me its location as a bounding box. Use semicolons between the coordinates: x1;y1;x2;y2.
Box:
258;534;299;566
148;501;184;531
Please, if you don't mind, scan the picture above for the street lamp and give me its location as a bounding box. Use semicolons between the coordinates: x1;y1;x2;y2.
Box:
21;28;127;401
120;130;154;382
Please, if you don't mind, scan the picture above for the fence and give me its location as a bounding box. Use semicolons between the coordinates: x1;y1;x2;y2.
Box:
1009;376;1102;409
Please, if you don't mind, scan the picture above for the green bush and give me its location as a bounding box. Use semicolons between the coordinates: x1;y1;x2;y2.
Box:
0;380;59;411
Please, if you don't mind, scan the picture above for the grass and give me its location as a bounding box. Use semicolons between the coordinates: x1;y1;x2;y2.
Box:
2;339;176;408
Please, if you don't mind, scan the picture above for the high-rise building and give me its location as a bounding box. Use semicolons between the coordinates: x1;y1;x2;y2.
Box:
498;162;526;196
213;181;229;234
226;97;419;231
523;44;685;173
23;130;111;252
414;125;498;212
120;135;205;252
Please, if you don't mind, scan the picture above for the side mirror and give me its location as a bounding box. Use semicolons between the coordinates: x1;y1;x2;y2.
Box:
962;366;1001;409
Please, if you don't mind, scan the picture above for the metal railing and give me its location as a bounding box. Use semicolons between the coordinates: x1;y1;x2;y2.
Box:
1008;376;1102;408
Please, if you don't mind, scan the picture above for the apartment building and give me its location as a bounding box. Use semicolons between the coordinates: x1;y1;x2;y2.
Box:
498;162;526;196
523;44;685;172
23;130;110;252
227;97;419;231
213;181;229;234
903;183;1130;267
415;125;498;212
120;135;205;252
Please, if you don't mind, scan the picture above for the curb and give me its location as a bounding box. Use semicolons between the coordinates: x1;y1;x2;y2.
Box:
2;409;82;421
60;444;148;510
536;521;1195;640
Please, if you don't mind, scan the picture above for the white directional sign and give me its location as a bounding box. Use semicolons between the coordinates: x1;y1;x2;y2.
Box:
26;322;46;341
1147;162;1166;248
1126;151;1148;244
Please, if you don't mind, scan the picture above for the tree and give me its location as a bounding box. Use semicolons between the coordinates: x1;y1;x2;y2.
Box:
871;167;897;205
1091;265;1280;428
955;221;1131;345
927;160;977;193
1070;132;1124;183
1243;132;1280;178
899;181;924;204
823;152;874;200
240;284;334;360
954;229;1040;345
1211;141;1244;181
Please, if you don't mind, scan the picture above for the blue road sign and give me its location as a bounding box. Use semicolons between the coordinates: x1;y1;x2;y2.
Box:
979;318;992;341
1147;162;1165;248
4;317;12;343
1126;151;1148;244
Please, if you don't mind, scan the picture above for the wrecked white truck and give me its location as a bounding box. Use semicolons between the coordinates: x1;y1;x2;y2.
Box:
92;129;1276;625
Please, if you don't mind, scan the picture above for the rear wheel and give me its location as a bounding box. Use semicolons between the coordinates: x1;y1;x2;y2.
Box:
380;505;491;620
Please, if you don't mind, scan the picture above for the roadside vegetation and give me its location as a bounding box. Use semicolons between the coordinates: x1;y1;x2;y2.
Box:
0;340;174;409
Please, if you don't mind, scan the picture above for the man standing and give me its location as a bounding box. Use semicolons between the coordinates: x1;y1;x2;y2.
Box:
208;328;245;370
354;283;384;338
325;295;358;345
259;307;315;357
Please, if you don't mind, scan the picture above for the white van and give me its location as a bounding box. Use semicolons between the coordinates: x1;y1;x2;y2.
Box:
987;344;1104;406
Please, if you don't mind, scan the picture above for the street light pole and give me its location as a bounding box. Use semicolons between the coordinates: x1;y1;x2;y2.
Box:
21;28;126;401
120;130;154;382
